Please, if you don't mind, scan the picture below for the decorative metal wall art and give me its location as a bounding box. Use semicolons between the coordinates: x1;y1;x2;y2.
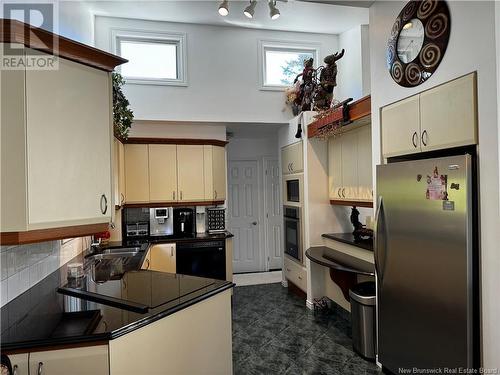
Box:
387;0;451;87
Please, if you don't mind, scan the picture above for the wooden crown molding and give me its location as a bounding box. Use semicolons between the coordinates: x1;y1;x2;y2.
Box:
0;18;127;72
0;223;109;245
123;138;229;147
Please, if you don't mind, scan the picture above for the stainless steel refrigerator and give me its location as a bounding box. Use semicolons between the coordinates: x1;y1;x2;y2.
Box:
375;154;478;373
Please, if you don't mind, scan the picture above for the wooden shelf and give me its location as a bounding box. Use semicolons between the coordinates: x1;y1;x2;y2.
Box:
123;200;225;209
0;223;109;245
123;138;228;147
330;199;373;208
308;95;371;139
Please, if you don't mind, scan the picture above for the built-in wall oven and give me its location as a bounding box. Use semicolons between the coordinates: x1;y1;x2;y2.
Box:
283;205;302;263
283;174;303;206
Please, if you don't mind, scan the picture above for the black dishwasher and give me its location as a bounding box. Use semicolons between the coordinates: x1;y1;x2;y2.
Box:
176;240;226;280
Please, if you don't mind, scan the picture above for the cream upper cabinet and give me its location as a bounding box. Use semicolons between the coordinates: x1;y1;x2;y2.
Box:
381;95;421;158
420;73;477;152
0;47;113;232
29;345;109;375
124;144;149;203
113;139;126;207
328;126;373;202
204;145;227;201
328;137;343;200
177;145;205;201
282;141;303;175
382;73;477;158
341;131;359;200
357;126;373;200
149;144;178;202
149;243;176;273
7;353;29;375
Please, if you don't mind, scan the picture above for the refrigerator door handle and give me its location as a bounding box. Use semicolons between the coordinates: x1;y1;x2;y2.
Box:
374;196;387;284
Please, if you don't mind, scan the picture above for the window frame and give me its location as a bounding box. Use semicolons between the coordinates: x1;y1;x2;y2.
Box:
258;39;320;91
111;28;188;86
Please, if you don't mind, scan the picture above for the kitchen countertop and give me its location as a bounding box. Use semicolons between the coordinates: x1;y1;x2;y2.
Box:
0;244;233;353
322;233;373;252
306;246;375;276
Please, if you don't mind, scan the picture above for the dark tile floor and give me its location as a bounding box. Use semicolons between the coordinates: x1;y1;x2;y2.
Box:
232;283;381;375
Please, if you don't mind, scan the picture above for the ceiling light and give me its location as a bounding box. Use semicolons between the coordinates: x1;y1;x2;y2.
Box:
269;0;280;20
218;0;229;16
244;0;257;19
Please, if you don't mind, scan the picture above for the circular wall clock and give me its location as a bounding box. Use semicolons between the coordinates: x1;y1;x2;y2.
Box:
387;0;451;87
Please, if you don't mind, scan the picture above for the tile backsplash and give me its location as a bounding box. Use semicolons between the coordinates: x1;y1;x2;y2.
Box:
0;237;90;307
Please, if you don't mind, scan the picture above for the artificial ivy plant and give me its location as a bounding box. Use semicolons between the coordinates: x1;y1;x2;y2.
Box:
112;72;134;140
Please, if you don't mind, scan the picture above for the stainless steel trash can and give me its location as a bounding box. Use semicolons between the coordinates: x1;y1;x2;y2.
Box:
349;281;376;360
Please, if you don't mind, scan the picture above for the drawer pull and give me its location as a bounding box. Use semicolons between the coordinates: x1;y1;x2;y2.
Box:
37;362;43;375
286;268;291;272
298;275;302;280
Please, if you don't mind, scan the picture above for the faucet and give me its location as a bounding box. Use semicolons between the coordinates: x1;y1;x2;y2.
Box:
89;236;102;253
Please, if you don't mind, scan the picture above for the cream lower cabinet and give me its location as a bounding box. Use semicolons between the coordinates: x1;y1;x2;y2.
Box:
284;257;307;292
1;46;112;232
382;72;477;158
7;353;29;375
148;243;176;273
177;145;205;201
204;145;227;201
282;141;303;175
149;144;178;202
328;126;373;202
29;346;109;375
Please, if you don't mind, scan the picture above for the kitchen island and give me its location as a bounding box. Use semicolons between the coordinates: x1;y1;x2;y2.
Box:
0;245;234;374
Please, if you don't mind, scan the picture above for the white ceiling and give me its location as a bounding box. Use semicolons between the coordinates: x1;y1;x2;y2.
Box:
85;0;369;35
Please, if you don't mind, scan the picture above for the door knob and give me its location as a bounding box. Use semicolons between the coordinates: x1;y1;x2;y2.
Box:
252;221;257;225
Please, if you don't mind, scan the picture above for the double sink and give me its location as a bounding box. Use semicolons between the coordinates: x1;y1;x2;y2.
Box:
86;246;142;262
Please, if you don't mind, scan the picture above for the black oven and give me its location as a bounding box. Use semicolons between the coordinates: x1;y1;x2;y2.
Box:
176;240;226;280
284;206;302;262
286;179;300;203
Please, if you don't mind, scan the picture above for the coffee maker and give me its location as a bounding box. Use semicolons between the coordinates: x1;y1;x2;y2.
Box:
149;207;173;237
173;208;195;237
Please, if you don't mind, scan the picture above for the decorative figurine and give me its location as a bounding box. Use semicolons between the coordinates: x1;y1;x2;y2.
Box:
294;57;317;112
350;206;364;234
313;49;345;110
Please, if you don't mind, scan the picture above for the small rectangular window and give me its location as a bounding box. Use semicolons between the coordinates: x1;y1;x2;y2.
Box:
113;30;187;86
260;41;319;90
119;40;178;80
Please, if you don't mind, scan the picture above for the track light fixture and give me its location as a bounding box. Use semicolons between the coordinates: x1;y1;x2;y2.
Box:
268;0;280;20
218;0;229;16
244;0;258;19
217;0;282;20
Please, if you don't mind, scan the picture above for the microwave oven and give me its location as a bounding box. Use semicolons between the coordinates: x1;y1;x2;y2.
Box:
283;174;303;206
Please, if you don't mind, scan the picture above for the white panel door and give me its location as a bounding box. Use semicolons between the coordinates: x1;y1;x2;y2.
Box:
228;160;262;273
264;159;283;270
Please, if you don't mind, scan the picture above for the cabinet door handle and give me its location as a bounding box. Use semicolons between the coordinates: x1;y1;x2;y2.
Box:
171;247;174;257
12;365;18;375
145;258;150;270
180;191;183;200
412;131;418;148
421;130;428;147
342;188;345;198
286;268;291;272
173;191;175;200
37;362;43;375
290;163;294;172
120;193;125;205
298;275;302;280
214;190;217;199
337;188;341;198
100;194;108;215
